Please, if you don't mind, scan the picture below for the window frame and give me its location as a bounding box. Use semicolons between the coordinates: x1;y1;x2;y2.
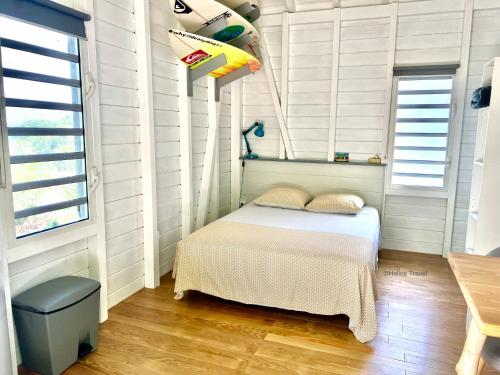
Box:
386;74;457;199
0;32;98;253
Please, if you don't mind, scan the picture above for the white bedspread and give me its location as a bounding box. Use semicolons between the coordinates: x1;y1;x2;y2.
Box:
174;204;381;342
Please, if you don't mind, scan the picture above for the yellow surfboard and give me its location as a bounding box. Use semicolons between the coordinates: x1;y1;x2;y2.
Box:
169;29;261;78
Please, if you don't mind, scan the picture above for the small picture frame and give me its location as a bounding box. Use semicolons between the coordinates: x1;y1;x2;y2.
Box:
334;152;349;162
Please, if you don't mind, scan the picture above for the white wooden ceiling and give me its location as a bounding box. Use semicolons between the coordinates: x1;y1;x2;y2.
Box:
260;0;426;14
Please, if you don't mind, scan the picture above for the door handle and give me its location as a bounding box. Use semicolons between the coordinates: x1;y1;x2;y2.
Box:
84;72;95;100
88;166;100;196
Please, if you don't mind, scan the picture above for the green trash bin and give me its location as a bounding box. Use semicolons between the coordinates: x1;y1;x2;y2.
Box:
12;276;100;375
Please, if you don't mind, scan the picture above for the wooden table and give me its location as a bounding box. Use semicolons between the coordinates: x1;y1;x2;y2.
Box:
448;253;500;375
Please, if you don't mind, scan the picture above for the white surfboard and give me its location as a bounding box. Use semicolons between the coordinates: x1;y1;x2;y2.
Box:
217;0;259;8
217;0;260;23
170;0;259;49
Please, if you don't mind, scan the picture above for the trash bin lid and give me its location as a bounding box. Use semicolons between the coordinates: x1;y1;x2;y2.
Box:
12;276;101;314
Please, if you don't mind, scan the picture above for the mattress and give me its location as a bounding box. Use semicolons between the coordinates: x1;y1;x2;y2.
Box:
173;203;381;342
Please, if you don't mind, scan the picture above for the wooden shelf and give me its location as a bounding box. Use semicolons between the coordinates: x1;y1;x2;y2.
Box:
239;156;386;167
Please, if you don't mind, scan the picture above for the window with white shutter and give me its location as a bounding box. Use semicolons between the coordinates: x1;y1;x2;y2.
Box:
389;75;454;189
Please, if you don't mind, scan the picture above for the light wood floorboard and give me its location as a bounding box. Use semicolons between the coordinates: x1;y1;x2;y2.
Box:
21;250;500;374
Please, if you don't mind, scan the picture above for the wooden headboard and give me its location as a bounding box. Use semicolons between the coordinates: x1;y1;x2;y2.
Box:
241;160;386;211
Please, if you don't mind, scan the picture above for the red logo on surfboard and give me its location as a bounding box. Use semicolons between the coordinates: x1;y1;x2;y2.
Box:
181;49;210;65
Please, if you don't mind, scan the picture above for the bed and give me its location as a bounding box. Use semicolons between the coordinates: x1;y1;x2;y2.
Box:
173;202;381;342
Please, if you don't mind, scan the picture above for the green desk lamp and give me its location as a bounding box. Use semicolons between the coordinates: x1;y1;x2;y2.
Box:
242;121;264;159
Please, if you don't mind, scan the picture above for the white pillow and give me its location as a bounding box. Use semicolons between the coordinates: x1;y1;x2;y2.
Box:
254;187;312;210
306;193;365;214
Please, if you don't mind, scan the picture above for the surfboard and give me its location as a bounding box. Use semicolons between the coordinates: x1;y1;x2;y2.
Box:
170;0;259;49
216;0;260;22
217;0;259;8
169;29;261;78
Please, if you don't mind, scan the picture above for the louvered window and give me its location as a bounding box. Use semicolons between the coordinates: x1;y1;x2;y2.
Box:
390;75;454;189
0;15;88;238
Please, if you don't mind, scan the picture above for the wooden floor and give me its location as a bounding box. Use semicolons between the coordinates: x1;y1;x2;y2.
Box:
23;250;500;375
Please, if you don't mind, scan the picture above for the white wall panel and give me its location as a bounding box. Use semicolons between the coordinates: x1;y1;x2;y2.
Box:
95;0;144;306
241;14;282;158
245;7;394;161
241;161;385;211
150;0;181;276
9;240;89;296
336;15;391;161
382;196;446;255
395;3;464;66
215;88;233;218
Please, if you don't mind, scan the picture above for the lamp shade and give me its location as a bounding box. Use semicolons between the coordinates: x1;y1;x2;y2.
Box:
254;122;264;137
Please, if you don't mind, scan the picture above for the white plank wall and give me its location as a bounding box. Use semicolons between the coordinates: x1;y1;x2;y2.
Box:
149;0;181;276
8;240;90;297
94;0;145;307
213;88;233;218
451;0;500;253
287;11;334;160
241;161;385;211
241;14;283;158
191;78;210;224
382;196;446;254
336;13;390;160
261;0;288;15
395;0;465;66
244;9;393;161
